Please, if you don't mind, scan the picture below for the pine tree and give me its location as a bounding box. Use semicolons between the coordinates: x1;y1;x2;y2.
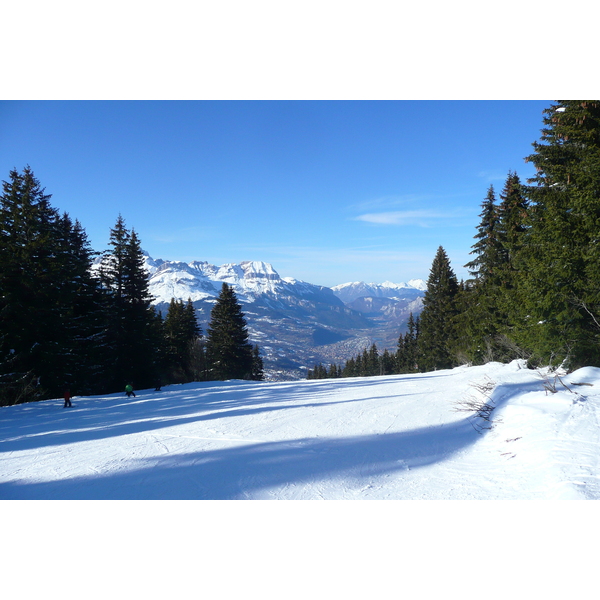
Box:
464;185;501;282
367;344;379;376
182;298;206;381
380;349;395;375
163;297;203;383
497;171;528;272
307;363;328;379
354;352;364;377
251;345;264;381
341;356;357;378
0;167;58;402
100;216;162;390
418;246;459;371
51;213;107;395
457;175;528;365
163;298;186;383
205;283;253;380
516;101;600;367
0;168;107;403
457;187;502;363
399;313;419;373
395;332;405;373
360;348;370;376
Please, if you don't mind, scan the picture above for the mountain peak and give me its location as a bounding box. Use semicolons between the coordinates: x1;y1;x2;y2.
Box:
407;279;427;291
330;280;426;304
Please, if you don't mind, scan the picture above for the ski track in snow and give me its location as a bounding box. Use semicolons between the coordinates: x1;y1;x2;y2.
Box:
2;360;600;500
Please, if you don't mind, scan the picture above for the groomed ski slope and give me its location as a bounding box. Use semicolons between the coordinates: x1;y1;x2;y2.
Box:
2;359;600;500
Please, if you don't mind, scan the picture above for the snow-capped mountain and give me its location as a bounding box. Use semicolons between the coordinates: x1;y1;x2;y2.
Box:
138;253;425;380
330;279;426;304
144;254;339;307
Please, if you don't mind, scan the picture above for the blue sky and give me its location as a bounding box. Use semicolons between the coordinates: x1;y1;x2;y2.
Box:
0;100;550;286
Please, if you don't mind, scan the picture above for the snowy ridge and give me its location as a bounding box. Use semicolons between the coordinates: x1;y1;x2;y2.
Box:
3;360;600;499
330;279;426;304
142;253;336;305
140;252;427;306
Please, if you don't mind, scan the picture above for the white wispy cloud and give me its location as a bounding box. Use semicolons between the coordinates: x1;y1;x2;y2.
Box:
354;210;451;226
349;191;474;214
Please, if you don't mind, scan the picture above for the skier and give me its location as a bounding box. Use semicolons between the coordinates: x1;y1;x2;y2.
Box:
63;386;72;408
125;383;136;398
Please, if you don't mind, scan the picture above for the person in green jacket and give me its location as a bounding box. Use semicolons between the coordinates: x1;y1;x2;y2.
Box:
125;383;136;398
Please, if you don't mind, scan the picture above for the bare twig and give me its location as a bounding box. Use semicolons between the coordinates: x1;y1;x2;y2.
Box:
454;376;497;434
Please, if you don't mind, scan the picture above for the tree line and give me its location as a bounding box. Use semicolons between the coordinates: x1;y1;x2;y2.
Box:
0;168;263;406
309;100;600;379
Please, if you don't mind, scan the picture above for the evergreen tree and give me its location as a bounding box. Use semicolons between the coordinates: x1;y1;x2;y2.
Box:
360;348;370;376
307;363;328;379
497;171;528;272
380;349;395;375
516;101;600;367
418;246;459;371
183;298;206;381
251;345;265;381
458;189;498;363
464;185;502;282
205;283;253;380
354;352;364;377
365;344;378;376
397;313;419;373
100;216;162;391
163;297;203;383
395;332;405;373
52;213;108;395
0;167;58;402
457;175;528;366
0;168;105;403
163;298;185;374
461;186;505;361
341;356;357;378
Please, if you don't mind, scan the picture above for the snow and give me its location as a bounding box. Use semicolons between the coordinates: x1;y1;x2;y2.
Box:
4;359;600;597
137;253;339;306
3;359;600;500
407;277;427;291
332;279;426;293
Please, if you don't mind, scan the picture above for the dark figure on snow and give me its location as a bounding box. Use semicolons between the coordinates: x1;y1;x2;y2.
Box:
125;384;136;398
63;386;72;408
154;378;162;392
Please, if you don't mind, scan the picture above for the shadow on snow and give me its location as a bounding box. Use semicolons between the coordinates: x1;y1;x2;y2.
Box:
0;375;543;499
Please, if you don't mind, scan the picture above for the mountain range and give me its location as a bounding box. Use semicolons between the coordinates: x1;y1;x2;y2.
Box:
143;254;426;380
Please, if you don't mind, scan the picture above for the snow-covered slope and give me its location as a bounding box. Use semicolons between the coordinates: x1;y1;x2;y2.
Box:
3;360;600;499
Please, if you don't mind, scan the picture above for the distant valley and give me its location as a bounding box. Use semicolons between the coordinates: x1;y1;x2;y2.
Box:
143;254;425;380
